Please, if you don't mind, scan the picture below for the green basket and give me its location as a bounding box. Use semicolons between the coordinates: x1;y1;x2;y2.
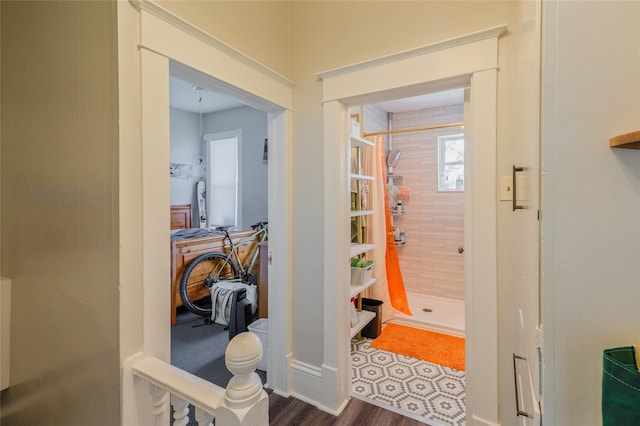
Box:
602;346;640;426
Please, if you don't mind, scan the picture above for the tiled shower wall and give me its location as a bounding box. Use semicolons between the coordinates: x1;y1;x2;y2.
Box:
390;104;464;301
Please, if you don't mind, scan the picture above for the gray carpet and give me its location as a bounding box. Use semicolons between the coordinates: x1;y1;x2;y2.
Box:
171;308;267;389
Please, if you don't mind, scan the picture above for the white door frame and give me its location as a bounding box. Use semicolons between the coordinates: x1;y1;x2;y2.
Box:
123;0;295;411
317;26;505;425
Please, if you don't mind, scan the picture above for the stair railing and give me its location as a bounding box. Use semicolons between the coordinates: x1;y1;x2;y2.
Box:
131;332;268;425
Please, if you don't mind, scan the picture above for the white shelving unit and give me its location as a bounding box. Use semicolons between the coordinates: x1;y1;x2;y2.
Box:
351;135;374;149
349;310;376;339
351;173;374;181
350;210;375;218
350;278;376;299
348;129;377;339
350;243;375;258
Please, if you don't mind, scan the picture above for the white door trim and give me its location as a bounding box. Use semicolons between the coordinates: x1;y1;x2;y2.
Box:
121;1;294;423
317;26;505;424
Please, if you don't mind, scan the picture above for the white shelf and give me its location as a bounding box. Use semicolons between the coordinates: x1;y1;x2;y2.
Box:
351;135;374;148
350;310;376;338
350;278;376;298
348;131;377;340
350;243;375;257
350;210;374;218
350;173;374;181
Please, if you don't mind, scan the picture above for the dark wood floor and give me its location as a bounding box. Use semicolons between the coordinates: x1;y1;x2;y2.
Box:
269;393;426;425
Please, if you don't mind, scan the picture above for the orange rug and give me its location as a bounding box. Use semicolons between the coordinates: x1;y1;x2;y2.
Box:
370;323;465;371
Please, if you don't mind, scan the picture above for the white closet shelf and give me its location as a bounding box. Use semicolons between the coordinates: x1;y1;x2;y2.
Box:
350;310;376;339
350;243;375;257
350;278;376;299
350;173;374;181
350;210;374;218
351;135;374;148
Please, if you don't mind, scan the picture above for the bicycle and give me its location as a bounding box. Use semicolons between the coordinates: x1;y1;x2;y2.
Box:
179;220;268;318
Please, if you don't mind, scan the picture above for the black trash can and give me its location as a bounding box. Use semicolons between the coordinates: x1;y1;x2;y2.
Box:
361;298;383;339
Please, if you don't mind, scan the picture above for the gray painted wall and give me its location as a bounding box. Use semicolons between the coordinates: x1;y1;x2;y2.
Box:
170;105;268;230
203;106;268;230
170;107;201;224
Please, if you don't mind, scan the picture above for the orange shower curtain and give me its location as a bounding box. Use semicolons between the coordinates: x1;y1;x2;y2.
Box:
369;136;412;315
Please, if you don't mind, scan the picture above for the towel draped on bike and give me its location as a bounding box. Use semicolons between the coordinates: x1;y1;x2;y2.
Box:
210;281;258;326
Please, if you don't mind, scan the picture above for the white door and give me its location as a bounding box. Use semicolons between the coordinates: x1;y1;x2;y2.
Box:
504;147;542;426
498;1;542;423
503;160;541;426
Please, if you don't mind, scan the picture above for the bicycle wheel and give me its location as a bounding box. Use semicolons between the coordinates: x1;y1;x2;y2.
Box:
179;252;239;317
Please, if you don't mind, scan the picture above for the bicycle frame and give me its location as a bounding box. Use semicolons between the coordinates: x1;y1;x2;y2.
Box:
216;224;268;282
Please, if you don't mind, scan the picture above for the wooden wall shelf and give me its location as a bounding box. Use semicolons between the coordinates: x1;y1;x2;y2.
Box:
609;130;640;149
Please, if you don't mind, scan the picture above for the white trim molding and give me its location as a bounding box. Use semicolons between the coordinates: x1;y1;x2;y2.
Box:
317;25;506;82
129;0;294;93
130;0;294;112
317;25;506;104
120;1;294;423
290;360;323;409
318;27;504;423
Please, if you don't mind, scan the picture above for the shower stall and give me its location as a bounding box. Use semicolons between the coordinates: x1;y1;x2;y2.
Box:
383;102;466;337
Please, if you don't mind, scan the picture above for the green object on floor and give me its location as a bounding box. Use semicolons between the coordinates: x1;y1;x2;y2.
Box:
602;346;640;426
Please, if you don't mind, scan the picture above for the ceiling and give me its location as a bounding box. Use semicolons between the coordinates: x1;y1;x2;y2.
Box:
169;75;464;115
170;76;245;114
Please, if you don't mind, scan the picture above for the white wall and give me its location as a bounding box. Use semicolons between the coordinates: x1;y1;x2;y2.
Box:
203;106;268;230
361;104;388;137
542;1;640;424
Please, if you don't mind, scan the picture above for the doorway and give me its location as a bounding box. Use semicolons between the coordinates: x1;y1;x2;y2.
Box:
349;95;467;424
127;7;295;412
318;27;505;424
168;73;270;387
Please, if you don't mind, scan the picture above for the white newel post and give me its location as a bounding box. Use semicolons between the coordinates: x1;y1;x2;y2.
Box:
131;332;268;425
216;332;269;425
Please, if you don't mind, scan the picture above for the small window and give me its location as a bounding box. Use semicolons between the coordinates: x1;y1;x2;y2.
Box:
204;130;242;229
438;134;465;192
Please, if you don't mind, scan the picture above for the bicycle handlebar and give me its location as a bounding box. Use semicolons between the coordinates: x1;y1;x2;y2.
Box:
250;220;268;230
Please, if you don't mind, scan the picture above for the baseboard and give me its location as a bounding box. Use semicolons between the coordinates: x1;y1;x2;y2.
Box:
471;414;499;426
289;358;354;416
290;359;323;408
268;350;292;397
320;362;349;415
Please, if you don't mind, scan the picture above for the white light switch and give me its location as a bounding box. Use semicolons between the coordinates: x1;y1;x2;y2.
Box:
500;176;513;201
